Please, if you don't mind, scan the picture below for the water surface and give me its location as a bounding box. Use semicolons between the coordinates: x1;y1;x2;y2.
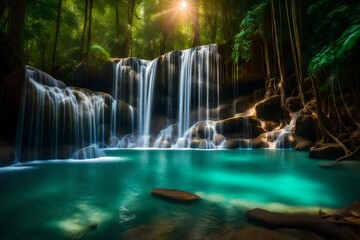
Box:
0;149;359;239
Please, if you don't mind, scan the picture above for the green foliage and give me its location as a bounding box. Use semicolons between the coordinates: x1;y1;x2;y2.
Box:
306;1;360;75
87;44;111;68
232;1;268;63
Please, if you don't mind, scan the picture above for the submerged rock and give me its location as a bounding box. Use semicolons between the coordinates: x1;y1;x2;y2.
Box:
89;223;97;230
151;188;201;202
214;227;291;240
123;225;165;240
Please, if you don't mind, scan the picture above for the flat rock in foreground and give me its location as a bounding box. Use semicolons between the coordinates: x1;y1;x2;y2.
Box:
150;188;201;202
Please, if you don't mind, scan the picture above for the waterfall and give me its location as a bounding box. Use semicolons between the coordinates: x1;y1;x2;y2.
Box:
268;112;299;149
111;44;222;149
17;74;107;160
15;44;233;161
138;59;158;147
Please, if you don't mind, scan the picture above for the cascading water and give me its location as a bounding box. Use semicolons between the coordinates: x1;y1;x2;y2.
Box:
267;112;299;149
15;44;303;161
111;44;223;149
17;68;107;160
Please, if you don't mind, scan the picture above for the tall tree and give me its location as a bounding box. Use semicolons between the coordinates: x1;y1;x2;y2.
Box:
7;0;28;50
51;0;62;73
80;0;89;60
0;0;28;143
115;0;121;57
192;0;200;47
86;0;93;63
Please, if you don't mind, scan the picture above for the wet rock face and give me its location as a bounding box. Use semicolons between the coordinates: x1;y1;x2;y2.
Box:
275;133;313;150
286;96;302;112
350;130;360;150
295;111;317;143
26;66;67;88
216;116;265;139
0;142;15;167
255;95;283;122
308;144;346;160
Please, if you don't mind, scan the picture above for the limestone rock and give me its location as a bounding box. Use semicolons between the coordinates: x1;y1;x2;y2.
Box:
216;116;265;139
190;139;208;149
286;96;302;112
223;139;249;149
213;134;225;145
26;66;67;88
151;188;201;202
308;144;346;160
275;133;314;150
350;130;360;150
295;111;317;143
0;142;15;167
255;95;283;122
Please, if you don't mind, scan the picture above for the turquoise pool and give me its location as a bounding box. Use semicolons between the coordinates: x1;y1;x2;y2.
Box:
0;149;359;239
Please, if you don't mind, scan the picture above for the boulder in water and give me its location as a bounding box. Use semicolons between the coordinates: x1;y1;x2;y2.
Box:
150;188;201;202
308;144;345;160
123;225;165;240
213;134;225;145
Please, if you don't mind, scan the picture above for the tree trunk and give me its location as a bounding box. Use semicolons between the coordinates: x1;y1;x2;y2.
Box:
51;0;62;74
271;0;287;112
7;0;27;51
192;0;200;47
263;37;273;97
285;0;306;106
80;0;89;60
0;0;28;143
115;0;120;57
86;0;93;64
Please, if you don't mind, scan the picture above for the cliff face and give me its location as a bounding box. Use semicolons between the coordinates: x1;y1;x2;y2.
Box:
1;44;319;165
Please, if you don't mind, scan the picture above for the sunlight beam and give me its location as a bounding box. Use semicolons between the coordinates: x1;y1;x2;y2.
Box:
180;1;188;11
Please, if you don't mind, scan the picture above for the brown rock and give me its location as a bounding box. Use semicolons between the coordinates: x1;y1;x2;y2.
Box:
150;188;201;202
308;144;346;160
216;227;291;240
246;208;359;240
123;225;165;240
350;130;360;150
275;133;314;150
295;111;317;143
255;95;283;122
216;116;265;139
0;142;15;167
213;134;225;145
286;96;302;112
223;139;251;149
